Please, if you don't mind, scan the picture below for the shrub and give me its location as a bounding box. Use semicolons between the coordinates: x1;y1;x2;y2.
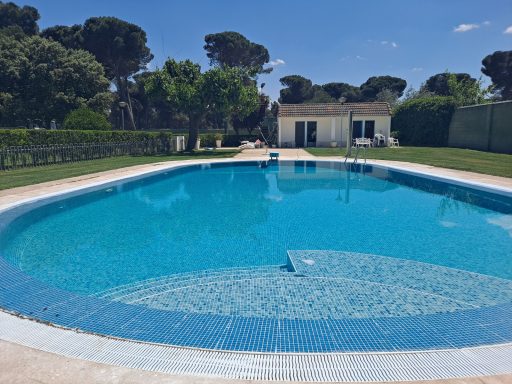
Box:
392;97;457;146
199;133;216;147
0;129;173;148
63;108;111;131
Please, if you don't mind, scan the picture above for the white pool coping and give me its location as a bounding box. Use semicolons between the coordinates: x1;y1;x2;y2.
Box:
0;156;511;382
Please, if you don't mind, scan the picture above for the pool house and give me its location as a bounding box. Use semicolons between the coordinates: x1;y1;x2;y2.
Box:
277;102;391;148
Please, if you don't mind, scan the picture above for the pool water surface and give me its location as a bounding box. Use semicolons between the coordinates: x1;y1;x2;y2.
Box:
0;161;511;352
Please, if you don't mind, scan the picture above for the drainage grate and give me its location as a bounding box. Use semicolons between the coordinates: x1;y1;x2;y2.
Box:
1;311;511;382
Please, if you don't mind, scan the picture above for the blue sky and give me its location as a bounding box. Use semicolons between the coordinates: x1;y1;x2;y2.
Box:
21;0;512;100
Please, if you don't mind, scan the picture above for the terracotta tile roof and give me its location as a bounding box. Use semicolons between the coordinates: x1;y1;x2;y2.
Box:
278;102;391;117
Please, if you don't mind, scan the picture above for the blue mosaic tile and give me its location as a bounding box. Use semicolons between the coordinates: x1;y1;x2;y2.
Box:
1;250;512;353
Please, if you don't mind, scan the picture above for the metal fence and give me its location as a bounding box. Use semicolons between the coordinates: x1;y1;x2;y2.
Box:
0;140;172;170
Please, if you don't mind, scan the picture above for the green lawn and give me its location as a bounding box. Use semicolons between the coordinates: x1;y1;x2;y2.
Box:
305;147;512;178
0;149;239;190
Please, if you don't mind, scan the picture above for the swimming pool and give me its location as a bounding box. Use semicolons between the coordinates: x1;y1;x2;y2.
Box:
0;160;511;353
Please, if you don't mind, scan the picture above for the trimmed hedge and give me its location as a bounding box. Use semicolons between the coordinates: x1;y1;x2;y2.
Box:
392;97;457;146
0;129;263;150
0;129;173;148
63;108;111;131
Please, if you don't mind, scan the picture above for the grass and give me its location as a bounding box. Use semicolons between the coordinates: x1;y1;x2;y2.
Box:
305;147;512;178
0;149;239;190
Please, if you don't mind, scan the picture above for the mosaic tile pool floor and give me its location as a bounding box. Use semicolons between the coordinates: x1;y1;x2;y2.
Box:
99;251;512;319
1;250;511;353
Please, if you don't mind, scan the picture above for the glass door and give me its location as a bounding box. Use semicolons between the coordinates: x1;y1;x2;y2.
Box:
352;121;363;138
295;121;305;147
364;121;375;138
306;121;317;147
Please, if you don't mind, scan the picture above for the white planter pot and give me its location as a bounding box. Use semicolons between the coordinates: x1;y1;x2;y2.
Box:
216;140;222;148
330;141;337;148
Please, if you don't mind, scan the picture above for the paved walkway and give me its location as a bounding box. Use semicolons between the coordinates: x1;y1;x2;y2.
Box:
234;147;314;159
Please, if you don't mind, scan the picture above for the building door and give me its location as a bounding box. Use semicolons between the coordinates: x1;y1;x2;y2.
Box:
295;121;305;147
352;121;363;138
306;122;317;147
364;120;375;138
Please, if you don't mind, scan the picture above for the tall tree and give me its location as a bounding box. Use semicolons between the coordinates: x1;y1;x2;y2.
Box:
375;89;400;108
41;24;83;50
422;72;476;96
305;85;335;103
204;31;271;76
278;75;313;104
359;76;407;101
146;59;259;150
0;34;111;126
82;17;153;129
447;73;489;106
322;82;361;102
0;1;39;35
232;93;269;134
481;50;512;100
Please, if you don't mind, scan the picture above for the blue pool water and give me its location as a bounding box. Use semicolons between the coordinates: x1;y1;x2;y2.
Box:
1;161;511;294
0;160;511;352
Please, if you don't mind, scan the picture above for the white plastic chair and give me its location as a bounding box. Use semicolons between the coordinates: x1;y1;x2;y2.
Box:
388;137;399;147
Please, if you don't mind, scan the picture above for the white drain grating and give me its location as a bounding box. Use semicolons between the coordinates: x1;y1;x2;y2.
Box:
0;311;511;382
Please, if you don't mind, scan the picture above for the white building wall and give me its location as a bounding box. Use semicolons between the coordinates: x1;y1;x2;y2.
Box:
278;115;390;147
340;115;391;146
278;116;343;147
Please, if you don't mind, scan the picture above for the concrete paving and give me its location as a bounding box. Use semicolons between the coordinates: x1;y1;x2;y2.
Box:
0;152;511;383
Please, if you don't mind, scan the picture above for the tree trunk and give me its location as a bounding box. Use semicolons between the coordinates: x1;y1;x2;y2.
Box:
116;76;137;130
186;114;200;151
126;86;137;130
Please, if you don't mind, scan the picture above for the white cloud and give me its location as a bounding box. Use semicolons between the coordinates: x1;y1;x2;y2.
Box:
454;23;480;32
356;55;367;60
269;58;285;66
380;40;398;48
482;20;491;26
504;26;512;34
411;67;423;72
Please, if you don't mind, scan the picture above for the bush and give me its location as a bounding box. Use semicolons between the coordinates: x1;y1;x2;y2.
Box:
199;133;216;147
0;129;173;148
63;108;111;131
392;97;457;146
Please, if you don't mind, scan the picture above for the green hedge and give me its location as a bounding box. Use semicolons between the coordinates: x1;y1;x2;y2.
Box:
392;97;457;146
0;129;173;148
63;108;112;131
0;129;263;149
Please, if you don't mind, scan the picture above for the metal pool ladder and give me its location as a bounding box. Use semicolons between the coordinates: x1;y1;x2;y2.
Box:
345;138;369;165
